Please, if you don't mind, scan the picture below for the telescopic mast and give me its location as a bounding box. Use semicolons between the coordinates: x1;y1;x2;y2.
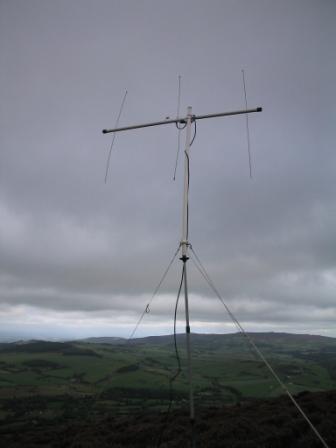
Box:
102;104;262;429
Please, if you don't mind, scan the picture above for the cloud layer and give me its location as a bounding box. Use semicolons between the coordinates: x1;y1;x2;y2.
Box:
1;0;335;339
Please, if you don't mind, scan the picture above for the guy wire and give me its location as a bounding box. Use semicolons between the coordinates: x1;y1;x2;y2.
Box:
128;245;181;341
189;245;330;448
104;90;128;183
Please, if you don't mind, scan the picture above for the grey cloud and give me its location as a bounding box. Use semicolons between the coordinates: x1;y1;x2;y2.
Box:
1;0;336;338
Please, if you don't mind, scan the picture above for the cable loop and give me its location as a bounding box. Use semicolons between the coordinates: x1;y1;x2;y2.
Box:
175;121;187;130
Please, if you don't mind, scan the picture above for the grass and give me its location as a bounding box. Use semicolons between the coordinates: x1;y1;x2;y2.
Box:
0;333;336;422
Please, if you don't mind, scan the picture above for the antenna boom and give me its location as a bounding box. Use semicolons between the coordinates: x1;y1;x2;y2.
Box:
102;107;262;134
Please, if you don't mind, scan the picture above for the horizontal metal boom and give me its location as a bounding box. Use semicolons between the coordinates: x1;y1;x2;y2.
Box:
195;107;262;121
102;107;262;134
102;117;183;134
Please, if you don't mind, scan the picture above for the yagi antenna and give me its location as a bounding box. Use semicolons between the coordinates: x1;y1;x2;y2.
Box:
101;96;330;448
102;102;262;433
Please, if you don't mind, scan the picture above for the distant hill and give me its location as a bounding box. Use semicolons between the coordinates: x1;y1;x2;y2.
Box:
79;331;336;351
0;340;101;357
78;336;125;344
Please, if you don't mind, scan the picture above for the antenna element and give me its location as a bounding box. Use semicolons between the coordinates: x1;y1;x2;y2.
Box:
242;69;253;178
104;90;128;183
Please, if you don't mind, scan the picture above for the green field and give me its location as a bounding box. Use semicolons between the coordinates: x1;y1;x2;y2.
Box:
0;332;336;423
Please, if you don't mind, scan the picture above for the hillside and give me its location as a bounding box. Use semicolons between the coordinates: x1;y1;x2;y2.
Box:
0;332;335;446
1;390;335;447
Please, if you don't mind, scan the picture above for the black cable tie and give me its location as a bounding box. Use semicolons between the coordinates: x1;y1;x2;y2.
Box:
145;304;150;313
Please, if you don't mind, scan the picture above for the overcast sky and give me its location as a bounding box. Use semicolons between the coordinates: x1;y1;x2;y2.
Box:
0;0;335;340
